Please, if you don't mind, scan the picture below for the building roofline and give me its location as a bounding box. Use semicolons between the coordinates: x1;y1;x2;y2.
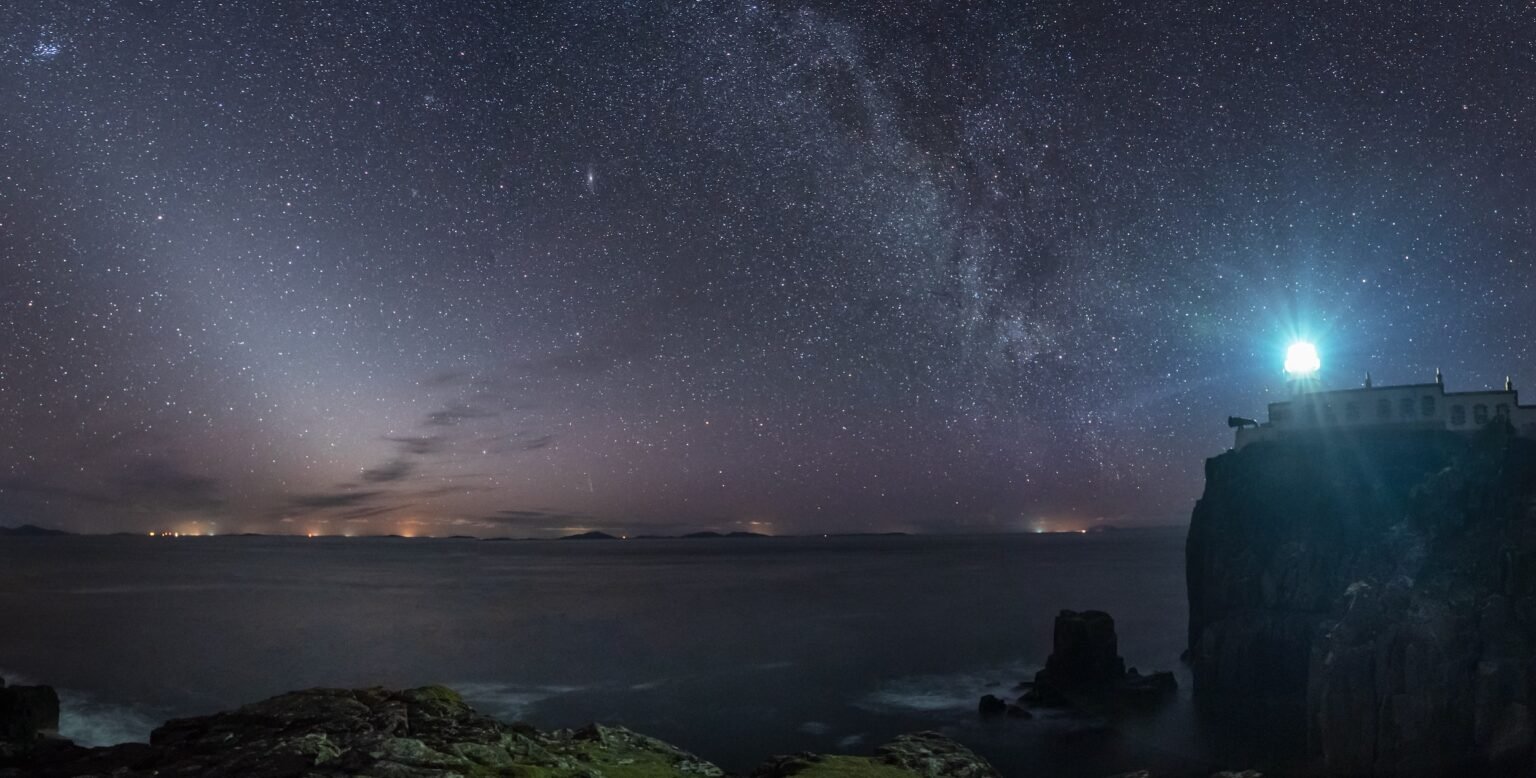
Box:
1267;384;1522;405
1275;383;1441;397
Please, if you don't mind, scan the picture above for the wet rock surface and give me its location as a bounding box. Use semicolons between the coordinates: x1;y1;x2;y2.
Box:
976;694;1008;718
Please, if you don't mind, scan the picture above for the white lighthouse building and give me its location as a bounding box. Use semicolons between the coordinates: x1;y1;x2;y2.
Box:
1233;345;1536;449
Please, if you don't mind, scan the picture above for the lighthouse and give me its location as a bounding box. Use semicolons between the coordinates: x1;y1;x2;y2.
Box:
1283;341;1321;395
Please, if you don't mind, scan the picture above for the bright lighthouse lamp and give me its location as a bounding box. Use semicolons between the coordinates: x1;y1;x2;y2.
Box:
1284;341;1321;376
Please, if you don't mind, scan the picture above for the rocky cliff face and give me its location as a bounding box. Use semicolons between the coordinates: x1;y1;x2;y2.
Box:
1187;424;1536;775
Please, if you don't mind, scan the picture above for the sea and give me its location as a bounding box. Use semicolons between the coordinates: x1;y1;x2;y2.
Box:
0;528;1253;776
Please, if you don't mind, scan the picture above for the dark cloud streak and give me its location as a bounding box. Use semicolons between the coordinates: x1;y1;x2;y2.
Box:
288;491;386;510
360;459;415;483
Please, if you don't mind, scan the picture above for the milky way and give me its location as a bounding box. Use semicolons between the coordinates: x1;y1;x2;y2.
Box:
3;1;1533;536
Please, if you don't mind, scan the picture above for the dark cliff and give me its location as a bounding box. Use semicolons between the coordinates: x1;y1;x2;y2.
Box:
1187;423;1536;775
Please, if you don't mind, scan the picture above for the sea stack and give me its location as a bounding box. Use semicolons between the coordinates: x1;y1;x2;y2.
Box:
1018;610;1175;709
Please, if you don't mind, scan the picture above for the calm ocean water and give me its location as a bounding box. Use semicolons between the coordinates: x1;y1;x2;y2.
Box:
0;529;1238;776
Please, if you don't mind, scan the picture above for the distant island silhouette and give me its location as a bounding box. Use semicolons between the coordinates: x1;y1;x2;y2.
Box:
0;525;1185;542
557;530;619;541
0;525;74;537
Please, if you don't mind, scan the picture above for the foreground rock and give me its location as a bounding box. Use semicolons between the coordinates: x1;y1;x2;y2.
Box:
1013;610;1175;710
753;732;1000;778
1188;423;1536;774
0;676;60;760
1106;773;1262;778
7;685;721;777
0;684;1001;777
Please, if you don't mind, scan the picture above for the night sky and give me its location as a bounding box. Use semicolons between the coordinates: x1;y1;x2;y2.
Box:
3;1;1533;537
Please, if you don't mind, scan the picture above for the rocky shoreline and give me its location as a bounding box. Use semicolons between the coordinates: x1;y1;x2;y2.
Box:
0;677;1274;777
0;680;1006;778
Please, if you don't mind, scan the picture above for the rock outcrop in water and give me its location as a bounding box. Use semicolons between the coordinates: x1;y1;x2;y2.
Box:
1017;610;1175;709
1187;424;1536;775
0;677;59;755
0;684;1000;777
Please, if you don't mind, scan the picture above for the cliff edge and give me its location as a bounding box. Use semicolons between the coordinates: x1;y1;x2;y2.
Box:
1187;423;1536;775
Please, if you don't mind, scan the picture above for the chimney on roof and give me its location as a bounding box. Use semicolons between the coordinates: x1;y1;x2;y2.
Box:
1507;376;1514;392
1436;368;1444;386
1365;372;1373;389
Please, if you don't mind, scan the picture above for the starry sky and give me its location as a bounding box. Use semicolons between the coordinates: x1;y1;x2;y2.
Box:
3;1;1534;537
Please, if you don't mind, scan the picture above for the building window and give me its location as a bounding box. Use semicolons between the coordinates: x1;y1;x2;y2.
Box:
1377;399;1392;420
1323;403;1336;422
1475;404;1489;425
1345;402;1360;421
1451;405;1466;425
1400;397;1415;418
1422;396;1435;417
1497;404;1510;418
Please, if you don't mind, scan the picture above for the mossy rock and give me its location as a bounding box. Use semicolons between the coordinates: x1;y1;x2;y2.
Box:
404;686;466;706
379;736;470;769
753;732;999;778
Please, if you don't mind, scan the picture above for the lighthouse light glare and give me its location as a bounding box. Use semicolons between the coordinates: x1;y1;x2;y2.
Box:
1284;341;1321;375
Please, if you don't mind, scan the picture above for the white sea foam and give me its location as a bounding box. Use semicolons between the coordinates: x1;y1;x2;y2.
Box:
854;663;1037;714
452;682;582;721
57;693;161;746
1;668;161;746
